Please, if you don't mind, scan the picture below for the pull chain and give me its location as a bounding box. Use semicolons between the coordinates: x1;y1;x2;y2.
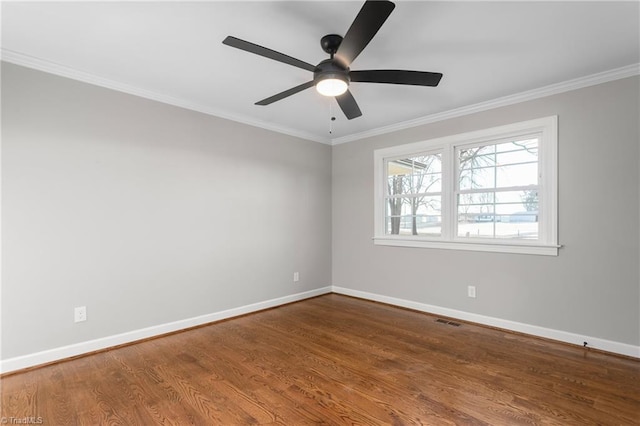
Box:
329;101;336;134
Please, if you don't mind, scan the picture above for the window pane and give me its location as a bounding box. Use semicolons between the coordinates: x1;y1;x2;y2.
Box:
457;218;495;238
457;189;538;239
459;146;495;171
516;190;538;214
386;197;411;235
385;197;404;229
413;172;441;193
496;149;537;166
457;192;495;226
458;192;495;207
388;175;407;196
496;138;538;153
413;155;442;173
495;220;538;239
459;137;539;192
387;154;441;195
458;206;495;223
416;197;441;236
493;190;538;214
459;167;495;190
496;163;538;188
385;196;441;236
385;215;399;235
387;159;412;177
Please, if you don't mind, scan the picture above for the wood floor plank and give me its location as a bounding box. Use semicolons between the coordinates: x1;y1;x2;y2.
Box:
1;294;638;425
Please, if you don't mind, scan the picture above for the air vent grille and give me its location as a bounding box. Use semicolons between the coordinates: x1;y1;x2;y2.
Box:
436;318;461;327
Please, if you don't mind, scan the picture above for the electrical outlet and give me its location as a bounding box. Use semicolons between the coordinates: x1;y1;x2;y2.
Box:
74;306;87;323
293;272;299;282
467;286;476;298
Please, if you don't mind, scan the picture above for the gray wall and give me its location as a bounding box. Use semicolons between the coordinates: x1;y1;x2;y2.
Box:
3;61;638;362
333;76;640;346
1;63;332;359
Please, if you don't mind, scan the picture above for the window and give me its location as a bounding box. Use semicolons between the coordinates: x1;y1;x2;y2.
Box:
374;116;558;255
386;152;442;237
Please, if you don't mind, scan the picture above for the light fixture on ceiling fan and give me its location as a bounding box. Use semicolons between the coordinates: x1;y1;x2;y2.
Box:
314;34;350;97
316;76;348;97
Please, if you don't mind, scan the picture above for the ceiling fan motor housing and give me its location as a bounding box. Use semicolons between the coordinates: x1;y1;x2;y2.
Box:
314;58;350;86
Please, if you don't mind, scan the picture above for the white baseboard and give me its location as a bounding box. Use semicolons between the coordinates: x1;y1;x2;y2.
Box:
332;286;640;359
0;286;332;374
3;285;636;374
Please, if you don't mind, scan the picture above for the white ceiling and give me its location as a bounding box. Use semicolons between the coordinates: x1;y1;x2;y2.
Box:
2;1;639;144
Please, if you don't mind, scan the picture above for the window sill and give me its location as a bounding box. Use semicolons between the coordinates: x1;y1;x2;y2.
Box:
373;236;560;256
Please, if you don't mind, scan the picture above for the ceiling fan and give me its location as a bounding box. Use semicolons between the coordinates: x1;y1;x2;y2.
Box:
222;0;442;120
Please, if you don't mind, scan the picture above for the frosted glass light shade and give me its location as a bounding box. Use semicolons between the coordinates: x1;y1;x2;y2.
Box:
316;78;348;97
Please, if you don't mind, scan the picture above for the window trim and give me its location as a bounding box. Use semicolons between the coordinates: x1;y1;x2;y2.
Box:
373;116;559;256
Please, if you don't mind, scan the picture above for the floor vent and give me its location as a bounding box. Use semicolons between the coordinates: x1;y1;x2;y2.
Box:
436;319;461;327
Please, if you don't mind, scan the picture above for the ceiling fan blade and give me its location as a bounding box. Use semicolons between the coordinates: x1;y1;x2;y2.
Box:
336;89;362;120
255;81;315;106
335;0;395;67
223;36;316;72
350;70;443;86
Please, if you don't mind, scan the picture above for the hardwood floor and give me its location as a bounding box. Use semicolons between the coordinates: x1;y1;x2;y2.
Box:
1;294;639;425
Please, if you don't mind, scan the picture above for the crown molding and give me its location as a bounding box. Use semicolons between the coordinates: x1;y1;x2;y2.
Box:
0;49;331;145
2;48;636;147
331;63;640;145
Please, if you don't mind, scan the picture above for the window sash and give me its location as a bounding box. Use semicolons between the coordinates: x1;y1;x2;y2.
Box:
453;135;540;242
384;151;444;238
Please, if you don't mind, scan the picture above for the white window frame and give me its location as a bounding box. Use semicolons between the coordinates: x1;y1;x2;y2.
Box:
374;116;559;256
